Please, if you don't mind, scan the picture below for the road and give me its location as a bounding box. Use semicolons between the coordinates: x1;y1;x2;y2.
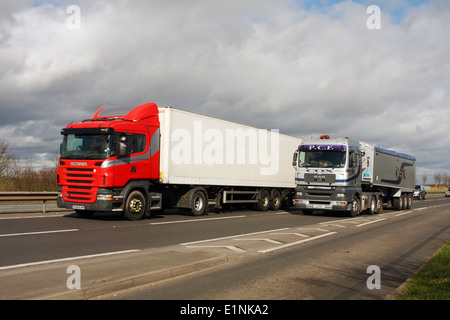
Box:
0;196;449;301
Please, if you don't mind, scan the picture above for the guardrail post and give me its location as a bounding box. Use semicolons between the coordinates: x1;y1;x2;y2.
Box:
43;200;47;213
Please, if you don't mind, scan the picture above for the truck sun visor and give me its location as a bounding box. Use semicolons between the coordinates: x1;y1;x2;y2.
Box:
298;144;347;151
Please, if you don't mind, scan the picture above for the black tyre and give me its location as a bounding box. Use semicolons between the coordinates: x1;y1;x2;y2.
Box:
123;190;146;221
348;197;360;217
406;193;413;209
270;190;282;211
190;190;207;216
367;196;377;215
393;196;402;210
376;196;383;213
256;189;270;211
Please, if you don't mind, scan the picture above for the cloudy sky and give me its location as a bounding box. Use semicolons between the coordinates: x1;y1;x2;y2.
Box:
0;0;448;183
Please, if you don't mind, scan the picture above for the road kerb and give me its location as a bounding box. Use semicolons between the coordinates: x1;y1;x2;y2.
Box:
41;255;228;300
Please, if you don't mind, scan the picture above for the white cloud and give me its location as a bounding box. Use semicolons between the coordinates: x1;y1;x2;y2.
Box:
0;0;449;181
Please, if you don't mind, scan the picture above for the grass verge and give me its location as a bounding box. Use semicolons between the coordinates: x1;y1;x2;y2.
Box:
396;241;450;300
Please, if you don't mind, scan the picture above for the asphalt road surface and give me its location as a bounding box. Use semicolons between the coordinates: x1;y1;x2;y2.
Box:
0;196;449;301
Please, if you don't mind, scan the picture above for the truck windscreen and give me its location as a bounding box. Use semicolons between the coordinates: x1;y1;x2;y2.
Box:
299;150;346;168
60;134;113;160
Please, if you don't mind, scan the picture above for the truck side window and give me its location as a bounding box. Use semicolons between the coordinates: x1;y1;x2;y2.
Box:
128;134;146;154
349;150;357;168
134;134;146;153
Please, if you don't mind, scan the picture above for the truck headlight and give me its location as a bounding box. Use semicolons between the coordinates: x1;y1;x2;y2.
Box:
296;192;302;197
336;193;345;198
97;194;113;201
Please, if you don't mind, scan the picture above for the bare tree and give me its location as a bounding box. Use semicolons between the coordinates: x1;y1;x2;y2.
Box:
434;172;442;186
422;174;428;185
0;139;16;176
443;173;449;186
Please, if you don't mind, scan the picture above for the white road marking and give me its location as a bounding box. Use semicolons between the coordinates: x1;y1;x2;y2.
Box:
0;249;140;271
0;214;66;220
186;245;246;253
180;228;290;246
355;218;387;227
395;211;413;217
270;232;310;238
233;238;284;244
150;215;246;225
0;229;79;238
258;232;338;254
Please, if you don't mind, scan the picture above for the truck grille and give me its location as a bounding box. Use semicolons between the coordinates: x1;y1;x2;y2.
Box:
304;173;336;183
304;186;334;201
62;168;97;203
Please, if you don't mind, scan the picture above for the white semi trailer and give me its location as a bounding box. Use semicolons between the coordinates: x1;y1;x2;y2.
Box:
292;136;416;217
158;107;303;216
57;103;303;220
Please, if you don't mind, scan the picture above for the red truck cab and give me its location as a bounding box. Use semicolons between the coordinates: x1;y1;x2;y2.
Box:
57;103;161;220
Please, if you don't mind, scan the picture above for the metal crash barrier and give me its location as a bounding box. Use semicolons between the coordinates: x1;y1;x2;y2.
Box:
0;192;59;213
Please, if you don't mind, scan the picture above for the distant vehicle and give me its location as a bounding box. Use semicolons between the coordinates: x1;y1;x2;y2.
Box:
445;187;450;197
413;185;427;200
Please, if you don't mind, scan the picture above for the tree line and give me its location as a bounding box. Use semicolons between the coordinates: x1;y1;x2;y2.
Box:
0;139;58;192
428;172;450;186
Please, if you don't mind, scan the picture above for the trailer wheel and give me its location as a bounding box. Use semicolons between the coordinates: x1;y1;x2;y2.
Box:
123;190;146;221
401;193;408;210
393;196;402;210
406;193;413;209
256;189;270;211
367;196;377;215
376;196;383;213
270;190;282;210
348;197;360;217
190;190;207;216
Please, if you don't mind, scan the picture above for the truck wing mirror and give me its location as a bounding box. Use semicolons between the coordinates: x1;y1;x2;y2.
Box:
292;151;298;167
115;134;131;157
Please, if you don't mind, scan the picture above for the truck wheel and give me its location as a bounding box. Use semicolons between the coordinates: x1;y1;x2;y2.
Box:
393;196;402;210
257;189;270;211
367;196;377;215
270;190;282;210
123;190;146;221
348;197;360;217
280;190;292;210
190;190;207;216
376;197;383;213
402;193;408;210
406;193;413;209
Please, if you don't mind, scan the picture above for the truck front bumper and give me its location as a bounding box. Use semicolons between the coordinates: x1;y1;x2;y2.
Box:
57;190;123;213
57;197;115;212
293;199;351;211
